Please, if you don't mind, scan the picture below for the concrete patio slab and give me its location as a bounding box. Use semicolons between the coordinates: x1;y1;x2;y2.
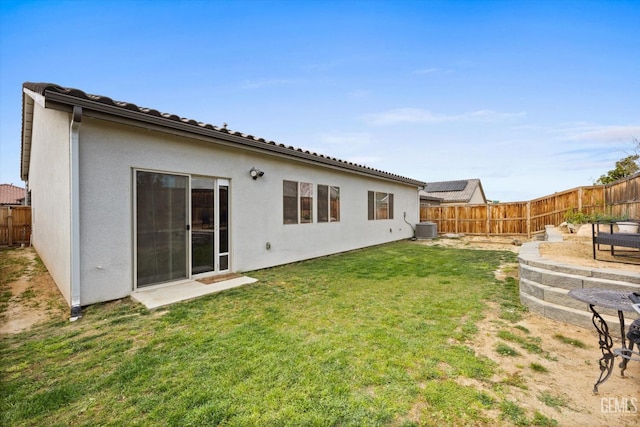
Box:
131;276;258;309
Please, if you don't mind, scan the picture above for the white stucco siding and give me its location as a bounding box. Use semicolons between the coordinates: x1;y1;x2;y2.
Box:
469;189;486;204
78;118;277;304
76;119;135;304
237;160;419;271
27;103;73;304
77;117;420;304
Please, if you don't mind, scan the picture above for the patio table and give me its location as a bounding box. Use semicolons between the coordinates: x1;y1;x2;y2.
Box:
568;288;640;394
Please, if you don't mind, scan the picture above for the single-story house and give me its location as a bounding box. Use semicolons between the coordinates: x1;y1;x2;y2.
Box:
0;184;26;206
419;179;486;206
21;82;426;316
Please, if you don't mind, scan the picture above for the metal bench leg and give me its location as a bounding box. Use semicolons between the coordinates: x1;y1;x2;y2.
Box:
617;310;629;376
590;304;615;394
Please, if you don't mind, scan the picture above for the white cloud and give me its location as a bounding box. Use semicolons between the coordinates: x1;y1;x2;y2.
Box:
345;156;383;167
319;132;371;145
563;125;640;142
362;108;447;125
362;108;526;126
468;110;526;121
300;132;374;164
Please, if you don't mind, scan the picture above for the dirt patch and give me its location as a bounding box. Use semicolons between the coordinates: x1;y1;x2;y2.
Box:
0;247;67;334
539;233;640;272
469;303;639;426
417;234;524;253
419;231;640;272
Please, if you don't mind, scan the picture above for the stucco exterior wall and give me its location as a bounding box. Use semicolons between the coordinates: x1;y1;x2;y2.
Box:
73;117;420;305
27;103;72;304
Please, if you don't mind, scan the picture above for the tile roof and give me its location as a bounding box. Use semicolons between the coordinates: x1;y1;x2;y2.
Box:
0;184;25;205
22;83;426;187
420;178;484;203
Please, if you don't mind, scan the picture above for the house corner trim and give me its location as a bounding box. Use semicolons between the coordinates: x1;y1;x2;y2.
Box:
70;106;82;320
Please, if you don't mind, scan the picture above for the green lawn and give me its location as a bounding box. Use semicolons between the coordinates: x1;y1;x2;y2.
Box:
1;241;540;426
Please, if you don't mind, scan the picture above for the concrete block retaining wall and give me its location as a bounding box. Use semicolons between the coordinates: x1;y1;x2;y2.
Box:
518;234;640;331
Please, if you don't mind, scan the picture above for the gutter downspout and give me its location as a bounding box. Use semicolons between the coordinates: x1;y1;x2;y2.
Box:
70;106;82;320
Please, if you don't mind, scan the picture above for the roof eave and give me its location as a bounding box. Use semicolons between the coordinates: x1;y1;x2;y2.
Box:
32;85;425;187
20;89;37;182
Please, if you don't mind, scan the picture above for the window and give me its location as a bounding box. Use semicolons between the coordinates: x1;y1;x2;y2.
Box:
283;180;298;224
283;180;313;224
368;191;394;220
330;186;340;222
300;182;313;223
318;185;340;223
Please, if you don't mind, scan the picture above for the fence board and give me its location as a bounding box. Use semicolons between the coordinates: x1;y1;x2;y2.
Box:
0;206;31;246
489;202;529;235
605;172;639;220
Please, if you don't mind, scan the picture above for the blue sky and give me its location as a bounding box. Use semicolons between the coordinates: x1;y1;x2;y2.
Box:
1;0;638;201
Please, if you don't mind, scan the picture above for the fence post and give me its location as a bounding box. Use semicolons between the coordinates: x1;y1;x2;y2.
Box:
455;206;459;234
526;201;531;238
7;210;13;246
578;187;583;212
486;204;491;236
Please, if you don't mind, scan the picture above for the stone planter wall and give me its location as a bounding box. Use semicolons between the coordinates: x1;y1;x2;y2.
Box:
518;238;640;330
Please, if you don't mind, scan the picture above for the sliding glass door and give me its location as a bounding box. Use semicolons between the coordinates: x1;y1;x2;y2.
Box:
135;171;230;288
136;171;188;287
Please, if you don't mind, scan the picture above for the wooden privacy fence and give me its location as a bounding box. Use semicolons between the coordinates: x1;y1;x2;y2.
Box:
0;206;31;246
420;173;640;237
604;171;639;220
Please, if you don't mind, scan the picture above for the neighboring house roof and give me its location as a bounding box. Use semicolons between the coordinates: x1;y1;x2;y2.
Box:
0;184;25;205
419;195;444;203
21;82;426;187
420;179;487;204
